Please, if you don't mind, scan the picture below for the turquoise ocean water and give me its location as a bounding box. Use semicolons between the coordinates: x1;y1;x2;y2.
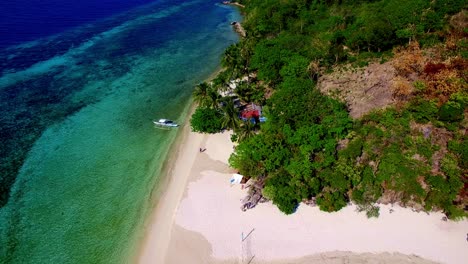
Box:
0;0;240;262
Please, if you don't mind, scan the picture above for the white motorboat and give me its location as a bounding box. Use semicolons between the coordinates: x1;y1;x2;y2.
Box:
153;119;179;128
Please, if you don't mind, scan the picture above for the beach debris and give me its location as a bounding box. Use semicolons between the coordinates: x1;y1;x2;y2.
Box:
303;197;317;207
240;179;265;211
241;192;262;211
222;1;245;8
230;21;246;38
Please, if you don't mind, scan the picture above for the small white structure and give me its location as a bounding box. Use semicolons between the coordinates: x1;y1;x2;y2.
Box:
230;173;243;185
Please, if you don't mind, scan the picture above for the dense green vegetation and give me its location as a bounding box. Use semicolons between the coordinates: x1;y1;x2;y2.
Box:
190;107;224;133
195;0;467;218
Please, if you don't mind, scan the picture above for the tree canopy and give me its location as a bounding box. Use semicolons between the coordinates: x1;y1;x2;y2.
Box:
201;0;467;218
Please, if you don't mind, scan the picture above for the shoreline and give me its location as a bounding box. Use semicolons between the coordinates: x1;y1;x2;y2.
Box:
138;127;468;264
223;1;245;9
136;8;466;264
135;67;225;263
136;101;204;263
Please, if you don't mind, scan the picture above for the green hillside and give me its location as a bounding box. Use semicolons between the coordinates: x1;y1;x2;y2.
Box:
194;0;467;219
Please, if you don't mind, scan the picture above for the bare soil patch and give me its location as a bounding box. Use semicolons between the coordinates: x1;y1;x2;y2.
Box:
318;61;395;119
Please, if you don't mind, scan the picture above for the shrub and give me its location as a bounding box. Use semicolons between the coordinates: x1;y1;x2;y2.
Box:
424;62;446;75
450;92;468;107
438;101;464;122
230;133;238;143
357;204;380;218
340;137;363;160
266;176;299;215
445;205;466;220
392;76;413;98
408;98;439;123
316;189;348;212
352;166;382;206
273;188;299;214
190;107;223;133
415;136;436;160
262;185;276;200
366;205;380;218
458;139;468;170
413;81;426;93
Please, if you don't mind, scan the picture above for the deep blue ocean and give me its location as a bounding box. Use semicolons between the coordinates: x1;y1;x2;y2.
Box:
0;0;156;48
0;0;240;262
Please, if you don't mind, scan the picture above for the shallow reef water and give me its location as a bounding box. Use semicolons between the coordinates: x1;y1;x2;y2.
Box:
0;0;240;262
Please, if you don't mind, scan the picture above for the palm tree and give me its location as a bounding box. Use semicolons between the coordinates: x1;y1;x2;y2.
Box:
222;44;245;79
207;86;221;109
220;98;240;131
193;82;222;109
221;44;239;70
236;119;256;142
212;71;229;90
193;82;210;107
240;36;255;79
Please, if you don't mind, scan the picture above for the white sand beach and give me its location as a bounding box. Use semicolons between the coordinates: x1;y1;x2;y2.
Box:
138;128;468;264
